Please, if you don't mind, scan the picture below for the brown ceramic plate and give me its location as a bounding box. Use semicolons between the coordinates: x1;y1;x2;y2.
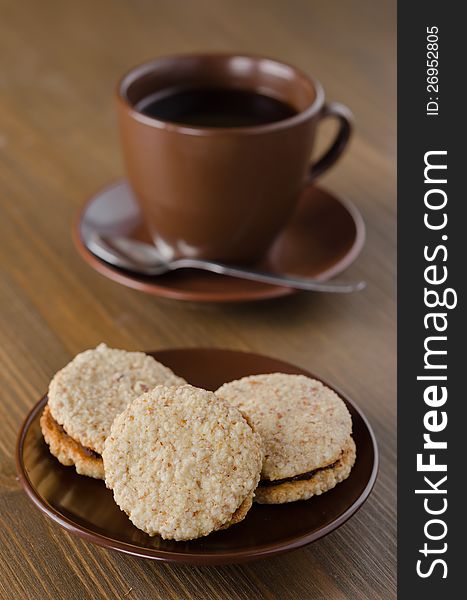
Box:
16;349;378;565
72;181;365;303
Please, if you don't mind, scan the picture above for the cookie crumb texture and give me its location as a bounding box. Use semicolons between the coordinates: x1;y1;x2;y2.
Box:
216;373;353;480
47;344;185;454
103;385;263;541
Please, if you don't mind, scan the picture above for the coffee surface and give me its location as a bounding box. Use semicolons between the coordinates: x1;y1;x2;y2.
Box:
135;87;297;127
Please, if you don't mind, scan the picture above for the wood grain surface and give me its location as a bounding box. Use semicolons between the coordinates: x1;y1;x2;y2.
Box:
0;0;396;598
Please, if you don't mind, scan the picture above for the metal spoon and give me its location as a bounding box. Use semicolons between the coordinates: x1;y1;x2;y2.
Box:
87;233;365;293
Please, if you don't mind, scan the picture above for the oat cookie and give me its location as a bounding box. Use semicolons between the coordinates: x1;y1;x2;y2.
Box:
103;385;262;541
47;344;185;455
216;373;355;503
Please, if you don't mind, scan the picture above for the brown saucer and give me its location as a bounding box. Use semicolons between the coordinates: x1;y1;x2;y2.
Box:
72;181;365;302
16;349;378;565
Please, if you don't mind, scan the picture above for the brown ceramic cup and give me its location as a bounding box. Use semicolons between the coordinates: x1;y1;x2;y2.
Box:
116;53;353;263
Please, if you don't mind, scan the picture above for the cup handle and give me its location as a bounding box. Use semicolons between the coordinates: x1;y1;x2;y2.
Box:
307;102;353;182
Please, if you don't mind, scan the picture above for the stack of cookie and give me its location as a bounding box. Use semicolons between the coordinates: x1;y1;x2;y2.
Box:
41;345;356;541
41;343;186;479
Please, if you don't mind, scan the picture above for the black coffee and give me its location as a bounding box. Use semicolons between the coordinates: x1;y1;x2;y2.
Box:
135;87;297;127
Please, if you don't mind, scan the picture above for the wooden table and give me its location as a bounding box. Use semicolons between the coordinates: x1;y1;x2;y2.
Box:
0;0;396;597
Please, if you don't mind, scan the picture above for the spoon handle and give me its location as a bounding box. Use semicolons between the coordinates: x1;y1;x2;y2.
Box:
88;234;365;293
172;259;365;293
